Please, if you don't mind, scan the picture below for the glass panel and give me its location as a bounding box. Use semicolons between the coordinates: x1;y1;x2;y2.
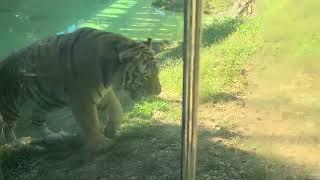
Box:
0;0;184;179
197;0;320;179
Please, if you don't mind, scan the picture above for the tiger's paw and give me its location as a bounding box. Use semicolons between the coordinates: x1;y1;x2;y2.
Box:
84;135;115;153
43;128;70;141
104;126;120;139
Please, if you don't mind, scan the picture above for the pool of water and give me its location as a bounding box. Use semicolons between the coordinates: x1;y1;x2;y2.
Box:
0;0;183;59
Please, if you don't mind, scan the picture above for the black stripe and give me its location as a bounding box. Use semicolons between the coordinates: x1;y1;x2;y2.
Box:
56;34;62;44
89;29;105;40
33;80;63;109
33;80;55;108
0;63;20;120
1;110;18;123
68;28;94;77
26;77;67;110
2;87;19;120
56;35;64;63
37;43;41;64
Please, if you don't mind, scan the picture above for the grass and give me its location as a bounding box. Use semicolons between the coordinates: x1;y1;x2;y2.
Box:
234;0;320;178
124;97;170;120
2;0;320;179
159;16;262;102
200;17;262;101
206;0;236;13
124;0;320;179
117;9;265;179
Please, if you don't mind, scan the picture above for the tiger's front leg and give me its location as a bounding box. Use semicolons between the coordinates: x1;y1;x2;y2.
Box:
97;88;123;138
68;92;112;151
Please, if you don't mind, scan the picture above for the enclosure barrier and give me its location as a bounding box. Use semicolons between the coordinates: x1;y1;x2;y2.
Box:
181;0;203;179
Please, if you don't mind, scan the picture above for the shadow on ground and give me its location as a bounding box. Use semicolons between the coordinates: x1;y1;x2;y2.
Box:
0;101;313;180
202;17;243;47
154;17;243;66
200;92;243;104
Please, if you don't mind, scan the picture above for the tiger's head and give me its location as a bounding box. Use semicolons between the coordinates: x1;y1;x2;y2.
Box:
118;38;161;99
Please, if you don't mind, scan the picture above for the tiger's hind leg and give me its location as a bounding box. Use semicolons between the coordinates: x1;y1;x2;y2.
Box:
0;112;17;143
30;106;68;141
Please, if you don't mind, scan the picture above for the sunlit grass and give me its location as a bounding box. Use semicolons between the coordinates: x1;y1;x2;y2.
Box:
3;0;320;179
158;17;262;102
206;0;236;12
124;97;170;120
159;61;183;99
231;0;320;178
154;0;320;179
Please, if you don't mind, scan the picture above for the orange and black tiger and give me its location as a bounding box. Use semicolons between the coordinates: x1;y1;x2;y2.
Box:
0;27;161;151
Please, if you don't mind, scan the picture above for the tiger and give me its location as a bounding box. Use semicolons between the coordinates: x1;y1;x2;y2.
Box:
0;27;161;151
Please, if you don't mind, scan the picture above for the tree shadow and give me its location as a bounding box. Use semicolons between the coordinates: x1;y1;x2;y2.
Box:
151;0;184;12
196;126;315;180
0;115;314;180
202;17;243;47
153;17;243;66
201;92;243;104
154;41;183;65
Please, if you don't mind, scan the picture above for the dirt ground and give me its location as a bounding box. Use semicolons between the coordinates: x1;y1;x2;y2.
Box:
197;60;320;179
1;0;319;179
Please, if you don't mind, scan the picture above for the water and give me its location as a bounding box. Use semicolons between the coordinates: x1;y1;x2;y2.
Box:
0;0;183;59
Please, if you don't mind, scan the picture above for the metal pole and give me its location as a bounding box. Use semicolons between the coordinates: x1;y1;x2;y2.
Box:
181;0;202;179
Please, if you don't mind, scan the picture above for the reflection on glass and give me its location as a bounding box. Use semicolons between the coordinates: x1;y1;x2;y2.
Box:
197;0;320;179
0;0;184;179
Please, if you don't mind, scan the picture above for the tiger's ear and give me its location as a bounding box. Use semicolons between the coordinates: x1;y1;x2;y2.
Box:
118;46;140;63
118;49;130;63
144;38;152;47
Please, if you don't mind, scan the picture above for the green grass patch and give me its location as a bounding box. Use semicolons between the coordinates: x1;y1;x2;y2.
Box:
159;59;183;99
202;18;244;47
260;0;320;62
200;17;263;100
118;0;320;178
124;97;170;120
158;16;263;102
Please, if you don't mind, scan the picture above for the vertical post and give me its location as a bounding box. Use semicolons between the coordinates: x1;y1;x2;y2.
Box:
181;0;202;179
0;115;3;179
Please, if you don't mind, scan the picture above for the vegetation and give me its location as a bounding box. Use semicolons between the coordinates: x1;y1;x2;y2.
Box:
151;0;184;11
1;0;320;179
151;0;236;13
159;16;262;101
205;0;236;13
135;0;320;179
